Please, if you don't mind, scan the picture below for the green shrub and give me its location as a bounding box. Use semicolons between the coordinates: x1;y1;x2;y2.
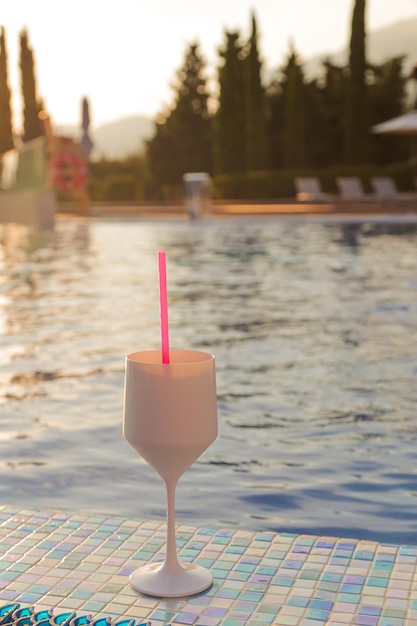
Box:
101;174;138;202
213;161;417;199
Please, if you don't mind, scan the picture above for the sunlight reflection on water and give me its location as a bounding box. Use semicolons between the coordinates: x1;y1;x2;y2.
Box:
0;215;417;544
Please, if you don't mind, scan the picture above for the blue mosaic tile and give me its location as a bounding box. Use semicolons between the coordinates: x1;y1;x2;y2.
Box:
367;577;389;588
0;506;414;625
288;596;309;608
254;534;275;543
150;611;174;621
310;599;333;611
359;605;382;616
306;608;331;620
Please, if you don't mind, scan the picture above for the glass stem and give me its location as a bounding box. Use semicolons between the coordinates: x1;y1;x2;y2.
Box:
165;479;180;570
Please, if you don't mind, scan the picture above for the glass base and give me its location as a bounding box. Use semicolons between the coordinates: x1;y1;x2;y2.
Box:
130;561;213;598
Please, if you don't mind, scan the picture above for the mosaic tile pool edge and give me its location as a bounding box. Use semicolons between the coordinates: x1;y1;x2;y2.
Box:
0;506;417;625
0;602;151;626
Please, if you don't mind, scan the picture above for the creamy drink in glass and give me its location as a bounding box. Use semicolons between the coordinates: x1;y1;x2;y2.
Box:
123;348;218;597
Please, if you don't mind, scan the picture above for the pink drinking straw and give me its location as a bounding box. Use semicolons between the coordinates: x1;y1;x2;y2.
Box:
158;250;170;364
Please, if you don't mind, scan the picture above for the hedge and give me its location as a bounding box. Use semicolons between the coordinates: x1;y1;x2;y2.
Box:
212;161;417;200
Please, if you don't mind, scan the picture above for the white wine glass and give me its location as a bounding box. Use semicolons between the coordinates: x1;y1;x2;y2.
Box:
123;349;218;597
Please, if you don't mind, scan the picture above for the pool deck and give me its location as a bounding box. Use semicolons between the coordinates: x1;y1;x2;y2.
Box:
55;198;417;220
0;507;416;625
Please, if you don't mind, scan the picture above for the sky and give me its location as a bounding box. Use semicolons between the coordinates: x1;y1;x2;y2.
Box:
3;0;417;129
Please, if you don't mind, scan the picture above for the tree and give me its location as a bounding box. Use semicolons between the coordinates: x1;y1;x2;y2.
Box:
305;61;346;167
344;0;370;164
242;13;269;171
213;31;245;175
0;26;14;156
368;56;406;124
147;42;212;195
147;122;182;198
266;74;285;169
368;56;408;165
282;49;306;168
19;29;43;143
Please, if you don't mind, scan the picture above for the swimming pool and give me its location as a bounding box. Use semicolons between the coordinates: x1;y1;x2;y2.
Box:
0;214;416;545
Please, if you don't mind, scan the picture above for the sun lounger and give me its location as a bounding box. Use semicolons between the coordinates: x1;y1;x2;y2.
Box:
371;176;417;203
371;177;398;199
295;177;334;202
336;177;370;201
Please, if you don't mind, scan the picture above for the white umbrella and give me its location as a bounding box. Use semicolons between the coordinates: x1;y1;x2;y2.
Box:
371;109;417;163
371;110;417;135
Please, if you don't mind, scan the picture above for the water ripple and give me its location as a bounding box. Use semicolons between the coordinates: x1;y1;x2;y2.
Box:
0;216;416;544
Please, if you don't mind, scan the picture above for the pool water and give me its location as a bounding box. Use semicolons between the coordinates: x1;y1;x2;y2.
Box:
0;214;417;545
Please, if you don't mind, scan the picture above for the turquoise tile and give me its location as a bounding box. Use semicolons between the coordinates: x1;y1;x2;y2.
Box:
131;550;155;560
340;583;362;593
81;602;106;612
212;561;233;571
367;577;388;587
299;570;320;580
254;534;275;542
399;547;417;556
338;593;361;604
225;546;245;554
70;589;93;600
318;581;339;592
355;551;376;561
322;573;342;583
271;576;294;587
235;564;256;573
150;610;175;620
212;537;230;545
195;528;216;535
306;609;330;620
288;596;309;608
194;558;214;567
256;566;277;576
374;561;394;569
250;614;275;623
215;588;240;599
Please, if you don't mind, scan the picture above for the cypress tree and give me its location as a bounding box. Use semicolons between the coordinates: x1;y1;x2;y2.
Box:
344;0;369;164
282;50;306;168
305;61;346;167
168;42;212;174
266;76;285;170
242;13;269;171
147;42;212;193
147;121;181;195
369;57;406;124
19;29;43;143
213;31;245;175
369;56;407;165
0;26;14;156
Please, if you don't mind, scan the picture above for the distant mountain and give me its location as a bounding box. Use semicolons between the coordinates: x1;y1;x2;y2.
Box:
55;115;155;161
305;17;417;78
93;116;155;160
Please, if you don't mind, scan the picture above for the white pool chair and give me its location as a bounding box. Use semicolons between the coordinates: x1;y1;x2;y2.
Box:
372;176;417;202
295;177;335;202
336;177;371;201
